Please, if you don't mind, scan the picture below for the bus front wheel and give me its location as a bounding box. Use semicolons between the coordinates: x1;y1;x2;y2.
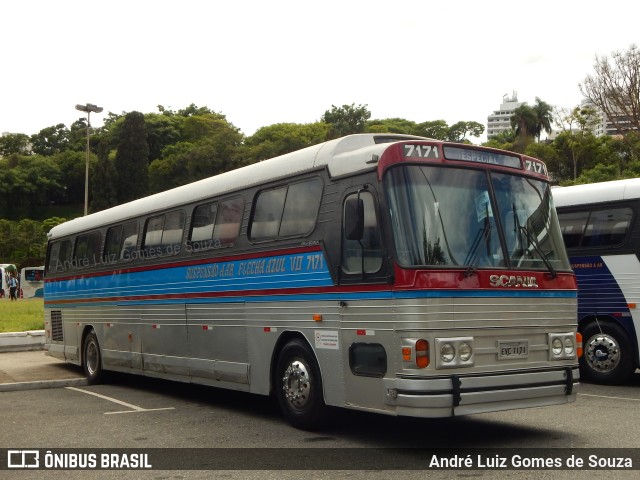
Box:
83;330;103;385
275;339;327;430
580;321;635;384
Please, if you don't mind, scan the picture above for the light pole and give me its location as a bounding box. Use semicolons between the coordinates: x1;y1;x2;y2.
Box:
75;103;103;216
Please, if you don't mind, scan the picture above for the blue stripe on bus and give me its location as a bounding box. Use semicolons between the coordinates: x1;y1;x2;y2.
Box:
45;251;333;301
45;250;576;307
570;255;630;318
45;288;576;308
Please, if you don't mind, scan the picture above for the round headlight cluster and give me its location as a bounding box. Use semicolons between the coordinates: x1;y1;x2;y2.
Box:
552;338;563;356
440;342;473;363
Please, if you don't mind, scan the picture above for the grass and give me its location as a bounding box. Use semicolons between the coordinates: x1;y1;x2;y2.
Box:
0;298;45;333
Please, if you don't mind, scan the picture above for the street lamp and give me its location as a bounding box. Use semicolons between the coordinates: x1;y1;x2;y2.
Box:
75;103;103;216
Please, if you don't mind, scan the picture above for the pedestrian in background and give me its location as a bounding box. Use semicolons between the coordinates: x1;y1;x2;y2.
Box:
8;275;18;301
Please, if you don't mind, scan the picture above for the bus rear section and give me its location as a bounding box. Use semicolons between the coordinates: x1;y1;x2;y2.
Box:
44;134;579;429
554;179;640;384
20;266;44;298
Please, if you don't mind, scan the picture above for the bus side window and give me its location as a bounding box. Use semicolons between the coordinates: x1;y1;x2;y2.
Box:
249;178;322;241
105;221;139;262
189;196;243;249
47;239;72;273
143;211;184;255
557;211;589;248
104;225;123;262
121;221;139;260
582;208;632;247
213;197;243;245
341;191;383;274
74;231;102;266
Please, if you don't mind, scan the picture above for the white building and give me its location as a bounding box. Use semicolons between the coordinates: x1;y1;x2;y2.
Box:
487;92;523;138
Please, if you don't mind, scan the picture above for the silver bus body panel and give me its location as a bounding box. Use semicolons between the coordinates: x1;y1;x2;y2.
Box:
47;292;578;415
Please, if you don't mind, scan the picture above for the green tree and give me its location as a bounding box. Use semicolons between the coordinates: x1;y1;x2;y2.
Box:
242;122;329;161
0;133;31;156
144;113;183;162
30;124;70;156
414;120;450;140
50;150;87;204
447;121;485;142
366;118;417;135
91;143;118;212
321;103;371;139
554;105;603;179
114;111;149;203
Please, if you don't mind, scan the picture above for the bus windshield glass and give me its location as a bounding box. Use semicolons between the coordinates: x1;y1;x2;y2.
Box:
384;165;570;271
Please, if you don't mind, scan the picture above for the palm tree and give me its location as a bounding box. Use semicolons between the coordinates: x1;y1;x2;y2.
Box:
532;97;554;142
510;105;537;151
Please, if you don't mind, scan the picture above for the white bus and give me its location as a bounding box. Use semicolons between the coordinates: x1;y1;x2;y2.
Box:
45;134;580;429
20;266;44;298
1;263;17;298
554;178;640;384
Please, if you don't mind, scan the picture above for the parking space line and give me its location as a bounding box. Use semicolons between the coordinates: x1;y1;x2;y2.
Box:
65;386;175;414
579;393;640;402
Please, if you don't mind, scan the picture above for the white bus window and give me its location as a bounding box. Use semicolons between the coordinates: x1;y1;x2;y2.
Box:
105;222;138;262
191;204;217;243
144;215;164;249
161;211;185;252
279;179;322;237
213;197;243;245
74;232;102;265
121;222;139;260
48;240;72;272
250;179;322;242
250;187;287;241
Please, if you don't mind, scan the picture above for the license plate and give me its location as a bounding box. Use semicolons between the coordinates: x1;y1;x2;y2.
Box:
498;340;529;359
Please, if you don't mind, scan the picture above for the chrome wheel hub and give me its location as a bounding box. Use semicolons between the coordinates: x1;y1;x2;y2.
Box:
282;360;311;410
86;342;99;375
585;333;620;373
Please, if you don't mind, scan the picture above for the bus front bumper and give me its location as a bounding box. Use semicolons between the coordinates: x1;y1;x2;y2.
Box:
382;367;579;417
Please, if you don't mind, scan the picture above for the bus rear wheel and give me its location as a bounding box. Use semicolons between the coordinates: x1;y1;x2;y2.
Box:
275;339;327;430
580;321;635;384
83;330;103;385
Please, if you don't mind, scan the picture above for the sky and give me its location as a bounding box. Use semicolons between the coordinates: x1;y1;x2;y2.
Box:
1;0;638;142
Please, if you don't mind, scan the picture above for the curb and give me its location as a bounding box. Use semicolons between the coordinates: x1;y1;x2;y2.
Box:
0;330;45;353
0;377;88;392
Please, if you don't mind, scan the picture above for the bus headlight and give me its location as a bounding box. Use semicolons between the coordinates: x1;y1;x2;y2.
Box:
459;342;473;362
548;333;577;360
435;337;475;369
440;343;455;363
564;337;575;355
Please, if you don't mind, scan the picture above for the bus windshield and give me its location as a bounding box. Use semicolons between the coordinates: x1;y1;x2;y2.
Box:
384;165;570;272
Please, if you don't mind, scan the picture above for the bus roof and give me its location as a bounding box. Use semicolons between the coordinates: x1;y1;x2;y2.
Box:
552;178;640;208
48;134;427;240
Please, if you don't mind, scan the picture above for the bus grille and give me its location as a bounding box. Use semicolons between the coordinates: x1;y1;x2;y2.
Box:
50;311;63;341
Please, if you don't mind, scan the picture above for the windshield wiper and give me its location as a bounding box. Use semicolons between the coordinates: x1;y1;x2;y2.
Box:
464;205;491;276
512;204;557;278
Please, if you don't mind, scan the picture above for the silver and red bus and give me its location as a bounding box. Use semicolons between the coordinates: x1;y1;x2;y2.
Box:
44;134;580;429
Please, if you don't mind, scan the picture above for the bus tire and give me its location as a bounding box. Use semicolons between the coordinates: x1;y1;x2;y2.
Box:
275;338;327;430
580;321;635;384
83;330;103;385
